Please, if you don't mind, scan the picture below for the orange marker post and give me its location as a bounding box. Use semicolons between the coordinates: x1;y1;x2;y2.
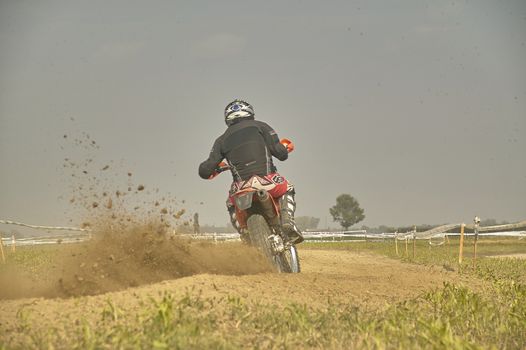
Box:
412;236;416;260
0;234;6;263
458;224;465;265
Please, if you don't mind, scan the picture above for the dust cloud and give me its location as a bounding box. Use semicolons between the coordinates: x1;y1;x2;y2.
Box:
1;127;270;300
0;223;272;299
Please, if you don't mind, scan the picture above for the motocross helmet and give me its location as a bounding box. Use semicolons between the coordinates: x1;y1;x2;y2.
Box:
224;99;254;126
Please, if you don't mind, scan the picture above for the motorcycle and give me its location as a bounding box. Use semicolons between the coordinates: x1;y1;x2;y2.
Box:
208;139;300;273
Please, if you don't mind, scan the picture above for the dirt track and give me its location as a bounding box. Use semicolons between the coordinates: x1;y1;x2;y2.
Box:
0;247;477;335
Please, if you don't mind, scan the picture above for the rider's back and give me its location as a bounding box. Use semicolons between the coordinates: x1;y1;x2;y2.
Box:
198;119;288;181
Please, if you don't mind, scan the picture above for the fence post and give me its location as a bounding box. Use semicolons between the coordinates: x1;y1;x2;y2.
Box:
412;226;416;260
473;216;480;269
395;232;399;256
405;238;409;257
458;223;465;265
412;234;416;260
11;234;16;253
0;234;5;263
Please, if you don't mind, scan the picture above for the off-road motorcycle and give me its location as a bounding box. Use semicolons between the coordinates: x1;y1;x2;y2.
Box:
208;139;300;273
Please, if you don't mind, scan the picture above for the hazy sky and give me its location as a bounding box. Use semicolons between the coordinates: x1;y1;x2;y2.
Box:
1;0;525;230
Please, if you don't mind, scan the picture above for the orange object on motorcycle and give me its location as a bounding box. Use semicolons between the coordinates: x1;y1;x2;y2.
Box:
280;138;294;153
208;161;229;179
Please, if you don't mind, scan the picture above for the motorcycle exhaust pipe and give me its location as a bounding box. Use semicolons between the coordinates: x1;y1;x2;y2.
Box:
256;190;277;219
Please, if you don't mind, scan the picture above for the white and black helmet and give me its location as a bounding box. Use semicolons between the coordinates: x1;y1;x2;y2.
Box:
224;99;254;126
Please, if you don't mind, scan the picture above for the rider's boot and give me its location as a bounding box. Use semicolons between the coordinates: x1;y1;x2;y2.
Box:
279;190;304;244
227;201;251;244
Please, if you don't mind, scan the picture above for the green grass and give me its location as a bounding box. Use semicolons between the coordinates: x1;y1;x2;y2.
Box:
304;236;526;279
304;236;526;256
0;245;61;273
2;281;525;349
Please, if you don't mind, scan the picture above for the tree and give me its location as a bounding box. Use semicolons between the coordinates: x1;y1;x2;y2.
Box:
329;194;365;230
295;216;320;231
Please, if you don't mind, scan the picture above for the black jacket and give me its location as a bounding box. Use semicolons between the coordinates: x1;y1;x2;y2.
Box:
199;119;288;181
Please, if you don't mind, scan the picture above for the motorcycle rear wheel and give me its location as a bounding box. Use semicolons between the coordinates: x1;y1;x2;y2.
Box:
246;214;300;273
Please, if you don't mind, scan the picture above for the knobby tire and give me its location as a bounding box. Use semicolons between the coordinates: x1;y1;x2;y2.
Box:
247;214;274;264
246;214;300;273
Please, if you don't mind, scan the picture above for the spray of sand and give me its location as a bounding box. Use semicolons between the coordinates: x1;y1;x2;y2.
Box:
0;128;272;300
0;222;272;299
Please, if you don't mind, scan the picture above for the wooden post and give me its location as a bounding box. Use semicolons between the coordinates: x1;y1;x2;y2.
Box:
458;223;465;265
11;234;15;253
473;234;478;268
405;238;409;257
412;234;416;260
0;234;6;263
395;234;399;256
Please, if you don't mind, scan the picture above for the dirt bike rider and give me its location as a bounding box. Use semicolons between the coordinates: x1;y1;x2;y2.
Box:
198;99;304;244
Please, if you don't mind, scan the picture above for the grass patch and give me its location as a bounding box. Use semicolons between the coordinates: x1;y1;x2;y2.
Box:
0;245;61;273
2;281;525;349
303;237;526;280
303;236;526;257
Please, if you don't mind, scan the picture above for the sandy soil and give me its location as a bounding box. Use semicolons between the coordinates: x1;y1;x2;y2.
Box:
0;245;478;337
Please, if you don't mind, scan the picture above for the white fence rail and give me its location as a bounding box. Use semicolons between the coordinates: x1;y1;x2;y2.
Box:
2;231;525;247
0;219;90;232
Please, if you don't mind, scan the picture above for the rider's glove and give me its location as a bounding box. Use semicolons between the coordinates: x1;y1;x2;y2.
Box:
280;138;294;153
208;161;229;179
